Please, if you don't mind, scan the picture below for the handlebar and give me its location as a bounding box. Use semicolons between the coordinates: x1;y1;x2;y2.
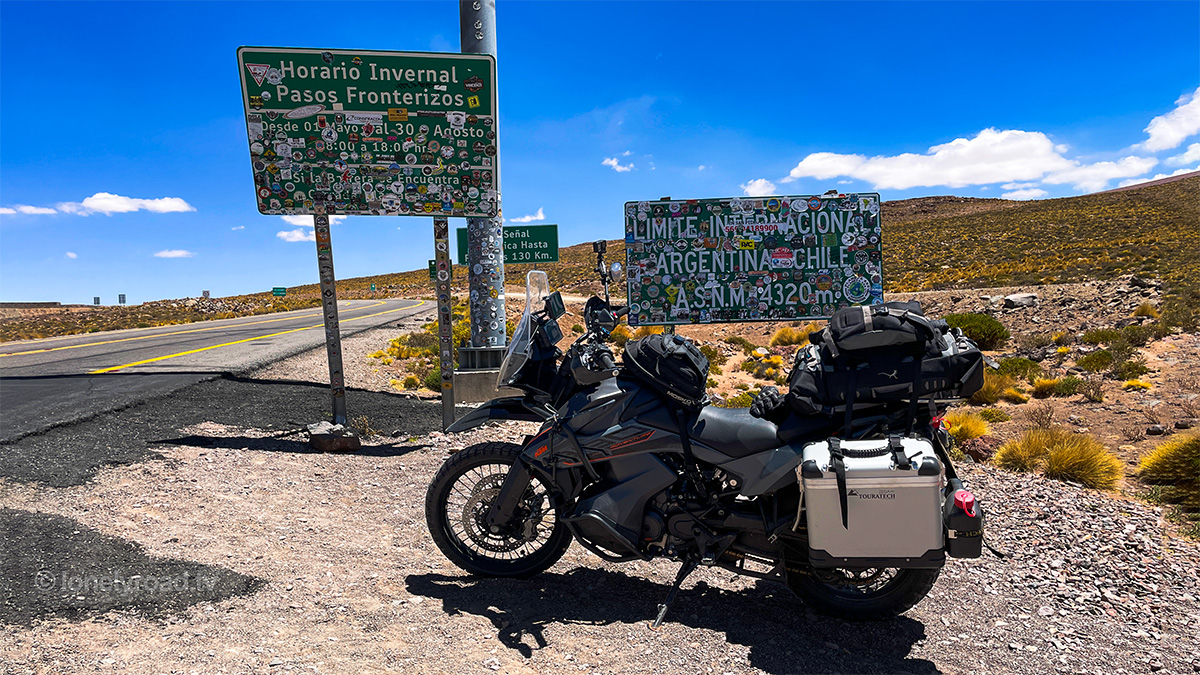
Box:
613;305;630;318
595;349;618;372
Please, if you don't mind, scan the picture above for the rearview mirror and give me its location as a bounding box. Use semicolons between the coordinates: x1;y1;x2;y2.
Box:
545;291;565;320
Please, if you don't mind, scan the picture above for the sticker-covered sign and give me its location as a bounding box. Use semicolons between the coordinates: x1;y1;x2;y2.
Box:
455;224;559;264
236;46;498;218
624;194;883;326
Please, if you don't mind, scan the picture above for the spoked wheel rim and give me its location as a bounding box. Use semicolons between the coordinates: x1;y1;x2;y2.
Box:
811;567;903;597
443;461;558;562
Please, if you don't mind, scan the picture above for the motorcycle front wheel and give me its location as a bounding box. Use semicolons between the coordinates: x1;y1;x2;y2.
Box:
425;442;571;578
786;565;940;621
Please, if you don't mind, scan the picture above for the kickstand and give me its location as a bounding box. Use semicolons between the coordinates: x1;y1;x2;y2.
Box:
648;559;698;631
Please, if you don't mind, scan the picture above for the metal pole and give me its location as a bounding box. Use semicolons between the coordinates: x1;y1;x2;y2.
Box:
313;214;348;426
433;217;456;430
461;0;506;355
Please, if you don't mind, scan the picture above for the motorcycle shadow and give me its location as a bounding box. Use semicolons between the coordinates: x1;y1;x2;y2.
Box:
406;566;939;674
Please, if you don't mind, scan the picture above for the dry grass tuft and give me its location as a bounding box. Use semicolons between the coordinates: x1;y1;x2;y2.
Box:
770;323;822;347
1032;378;1062;398
995;427;1122;489
1023;401;1056;429
1138;433;1200;513
970;371;1014;405
1123;379;1153;391
1001;387;1030;404
1133;302;1160;319
944;410;989;444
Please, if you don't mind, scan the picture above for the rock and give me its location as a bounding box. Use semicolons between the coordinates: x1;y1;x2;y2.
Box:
1004;293;1038;308
1175;419;1196;430
1130;276;1153;289
1146;425;1167;436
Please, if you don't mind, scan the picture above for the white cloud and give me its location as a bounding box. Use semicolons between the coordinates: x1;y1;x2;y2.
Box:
1138;86;1200;152
3;204;58;215
276;228;316;242
1117;167;1200;188
697;165;706;171
1042;156;1159;192
1001;188;1048;200
154;249;194;258
58;192;195;216
65;251;77;259
740;178;777;197
231;225;245;231
1002;182;1040;190
781;129;1076;189
0;208;13;215
1166;142;1200;166
507;207;545;223
602;157;634;172
621;150;632;156
280;215;345;226
837;179;853;184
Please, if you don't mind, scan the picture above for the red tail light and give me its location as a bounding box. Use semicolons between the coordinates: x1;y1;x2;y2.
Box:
954;490;977;517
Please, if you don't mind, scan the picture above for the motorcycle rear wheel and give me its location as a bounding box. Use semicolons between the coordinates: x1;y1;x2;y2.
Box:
787;565;940;621
425;441;571;578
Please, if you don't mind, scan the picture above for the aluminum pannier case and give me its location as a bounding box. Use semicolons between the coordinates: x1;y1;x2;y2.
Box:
799;436;946;569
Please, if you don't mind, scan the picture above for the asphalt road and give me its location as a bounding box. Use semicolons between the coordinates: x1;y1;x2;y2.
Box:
0;298;428;443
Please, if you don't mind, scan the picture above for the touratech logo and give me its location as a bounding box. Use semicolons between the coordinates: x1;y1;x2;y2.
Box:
846;489;897;500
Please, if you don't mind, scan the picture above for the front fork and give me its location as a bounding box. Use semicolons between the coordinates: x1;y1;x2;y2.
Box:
484;457;533;533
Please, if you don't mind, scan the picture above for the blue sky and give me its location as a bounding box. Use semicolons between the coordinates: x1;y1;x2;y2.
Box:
1;1;1198;304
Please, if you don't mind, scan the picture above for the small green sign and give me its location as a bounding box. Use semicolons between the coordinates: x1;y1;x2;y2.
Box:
456;224;559;265
370;283;376;291
624;194;883;326
272;287;287;297
236;46;499;218
428;260;437;280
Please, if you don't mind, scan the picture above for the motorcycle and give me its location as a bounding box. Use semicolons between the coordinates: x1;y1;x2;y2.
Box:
426;241;980;625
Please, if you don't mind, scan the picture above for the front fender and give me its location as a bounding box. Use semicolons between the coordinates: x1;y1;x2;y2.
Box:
446;396;554;433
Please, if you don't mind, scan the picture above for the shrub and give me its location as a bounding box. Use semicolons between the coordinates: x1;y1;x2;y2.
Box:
1052;331;1073;346
1076;350;1114;372
571;324;584;334
403;375;420;390
997;357;1043;382
1001;387;1030;404
770;323;821;347
1042;434;1123;490
1121;324;1153;347
699;344;728;375
1133;302;1160;319
944;410;989;444
945;313;1010;350
1111;359;1149;381
1107;338;1136;364
1079;378;1105;402
1016;333;1054;350
610;324;633;347
706;377;718;388
423;366;442;391
996;427;1122;490
980;408;1012;423
1138;433;1200;513
1123;379;1153;391
969;371;1014;405
633;325;665;339
723;335;759;355
1055;376;1082;396
1023;401;1055;428
1032;378;1061;399
718;391;755;408
741;354;786;381
1082;328;1121;345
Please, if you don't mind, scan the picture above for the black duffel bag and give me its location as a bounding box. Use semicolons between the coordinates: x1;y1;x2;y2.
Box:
624;333;710;409
788;302;983;415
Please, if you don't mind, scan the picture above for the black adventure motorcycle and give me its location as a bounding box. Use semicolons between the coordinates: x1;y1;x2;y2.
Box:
426;241;986;626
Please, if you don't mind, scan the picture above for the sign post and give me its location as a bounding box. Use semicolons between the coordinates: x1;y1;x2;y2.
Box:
433;217;456;430
624;194;884;326
313;215;348;426
456;224;558;264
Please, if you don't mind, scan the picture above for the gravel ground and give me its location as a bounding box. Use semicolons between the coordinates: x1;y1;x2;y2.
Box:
4;297;1200;674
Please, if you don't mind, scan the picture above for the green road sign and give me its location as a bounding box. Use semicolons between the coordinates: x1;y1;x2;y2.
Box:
456;224;558;265
237;47;498;218
370;283;376;291
428;260;437;280
623;194;883;326
272;287;287;297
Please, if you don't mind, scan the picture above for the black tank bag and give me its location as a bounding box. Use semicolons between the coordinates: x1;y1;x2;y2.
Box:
623;333;710;410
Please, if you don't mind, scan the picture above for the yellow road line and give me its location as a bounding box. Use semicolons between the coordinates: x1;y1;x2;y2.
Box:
1;301;388;358
88;300;426;374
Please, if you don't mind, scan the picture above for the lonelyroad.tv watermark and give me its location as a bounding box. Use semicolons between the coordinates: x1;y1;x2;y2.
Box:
34;570;218;596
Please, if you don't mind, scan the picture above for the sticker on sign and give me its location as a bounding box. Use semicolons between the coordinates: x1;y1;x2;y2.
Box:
623;194;883;325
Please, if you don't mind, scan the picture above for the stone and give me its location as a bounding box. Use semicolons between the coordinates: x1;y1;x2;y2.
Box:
1175;419;1196;430
1004;293;1038;308
1146;425;1167;436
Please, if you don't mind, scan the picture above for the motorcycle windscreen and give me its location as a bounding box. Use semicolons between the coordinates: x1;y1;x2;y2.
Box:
497;271;551;388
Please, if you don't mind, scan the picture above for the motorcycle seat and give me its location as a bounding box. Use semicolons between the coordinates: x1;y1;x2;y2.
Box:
690;407;781;459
